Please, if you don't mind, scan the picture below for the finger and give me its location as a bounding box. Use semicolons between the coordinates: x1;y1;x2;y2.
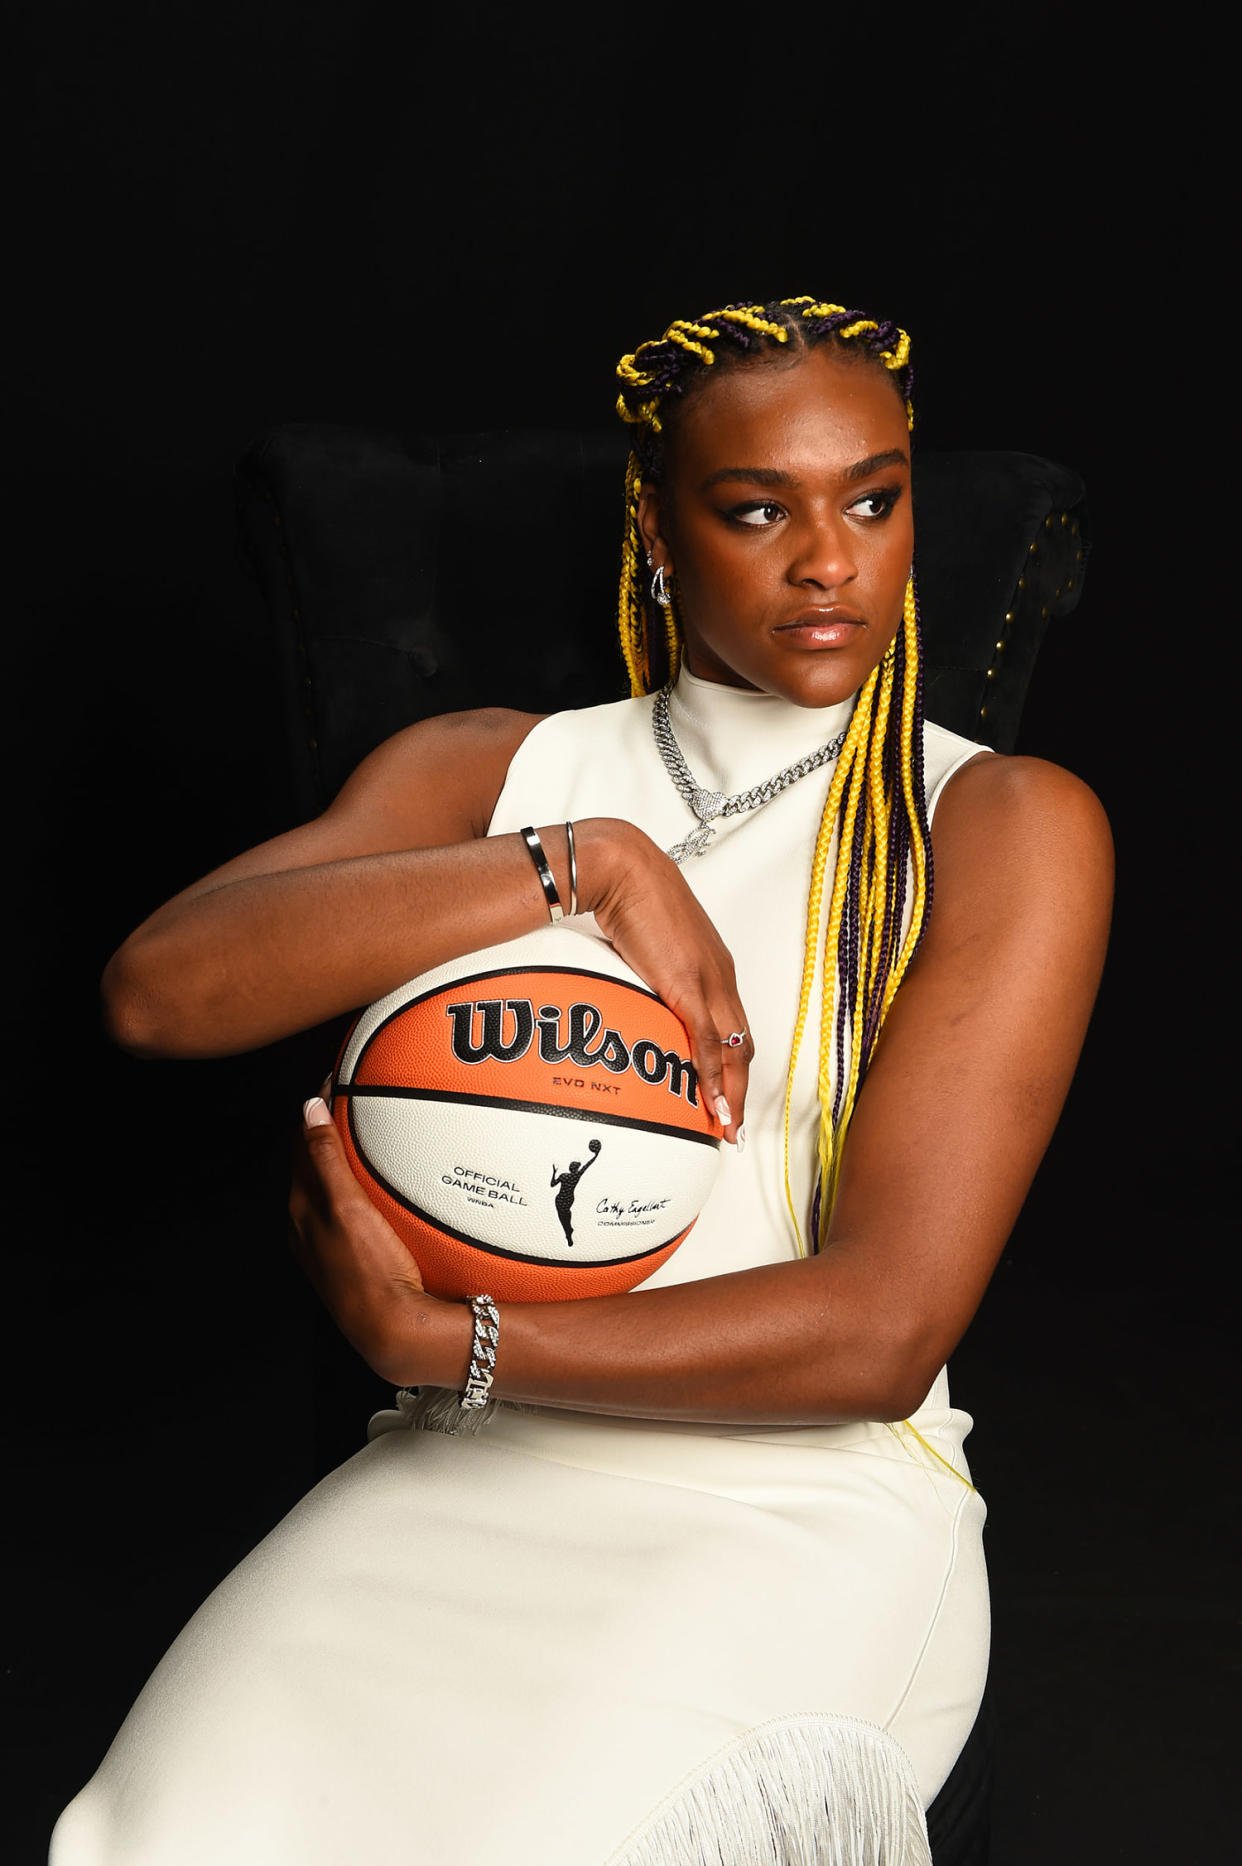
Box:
289;1100;326;1221
680;1009;726;1131
683;1008;743;1144
294;1097;366;1222
720;1029;753;1147
706;1007;753;1143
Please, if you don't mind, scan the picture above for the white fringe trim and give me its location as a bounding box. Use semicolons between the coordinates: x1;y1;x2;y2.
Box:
389;1385;501;1435
606;1714;931;1866
368;1387;551;1440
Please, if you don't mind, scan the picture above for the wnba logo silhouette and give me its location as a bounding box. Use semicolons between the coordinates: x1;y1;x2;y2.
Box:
444;999;700;1106
550;1138;602;1247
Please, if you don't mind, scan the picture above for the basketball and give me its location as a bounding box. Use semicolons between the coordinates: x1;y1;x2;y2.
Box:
331;924;723;1302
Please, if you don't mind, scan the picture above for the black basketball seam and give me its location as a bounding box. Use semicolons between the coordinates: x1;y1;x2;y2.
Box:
343;1091;690;1269
336;1083;720;1149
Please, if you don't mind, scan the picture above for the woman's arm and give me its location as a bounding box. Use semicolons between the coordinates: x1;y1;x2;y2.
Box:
293;753;1113;1424
102;708;548;1057
103;706;754;1129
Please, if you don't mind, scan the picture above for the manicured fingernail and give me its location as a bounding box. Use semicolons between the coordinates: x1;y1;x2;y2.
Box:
303;1096;331;1127
714;1095;732;1126
735;1125;746;1153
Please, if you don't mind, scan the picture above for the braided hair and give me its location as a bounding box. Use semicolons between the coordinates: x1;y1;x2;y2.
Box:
613;297;930;1254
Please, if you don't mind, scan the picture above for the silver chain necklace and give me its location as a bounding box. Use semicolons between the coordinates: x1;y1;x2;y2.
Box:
651;685;848;864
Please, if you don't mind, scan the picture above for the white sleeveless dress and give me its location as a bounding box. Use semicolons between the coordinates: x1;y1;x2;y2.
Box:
51;672;990;1866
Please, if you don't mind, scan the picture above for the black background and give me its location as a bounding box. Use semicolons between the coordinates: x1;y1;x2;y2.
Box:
7;6;1228;1861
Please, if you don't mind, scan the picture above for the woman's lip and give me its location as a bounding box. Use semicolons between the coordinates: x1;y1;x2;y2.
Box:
776;612;865;647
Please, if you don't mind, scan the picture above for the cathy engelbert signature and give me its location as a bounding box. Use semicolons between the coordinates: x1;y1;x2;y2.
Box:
595;1196;671;1218
441;1144;671;1244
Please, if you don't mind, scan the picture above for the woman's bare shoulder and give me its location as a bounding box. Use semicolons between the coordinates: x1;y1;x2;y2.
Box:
925;750;1114;954
327;706;548;844
935;750;1112;859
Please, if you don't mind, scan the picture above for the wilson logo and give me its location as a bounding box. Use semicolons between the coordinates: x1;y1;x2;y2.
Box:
444;999;700;1107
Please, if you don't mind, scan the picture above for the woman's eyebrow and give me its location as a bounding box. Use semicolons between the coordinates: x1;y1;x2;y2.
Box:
699;450;909;493
698;466;796;491
844;449;910;481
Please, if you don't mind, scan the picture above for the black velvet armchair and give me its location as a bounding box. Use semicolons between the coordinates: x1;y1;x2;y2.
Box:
233;425;1091;1866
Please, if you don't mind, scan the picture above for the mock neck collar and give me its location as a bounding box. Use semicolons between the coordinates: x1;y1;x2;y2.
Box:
663;667;857;800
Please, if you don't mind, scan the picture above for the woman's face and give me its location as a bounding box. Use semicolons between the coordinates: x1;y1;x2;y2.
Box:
639;345;914;708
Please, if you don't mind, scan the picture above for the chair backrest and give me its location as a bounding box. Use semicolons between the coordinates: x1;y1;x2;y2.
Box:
235;426;1089;820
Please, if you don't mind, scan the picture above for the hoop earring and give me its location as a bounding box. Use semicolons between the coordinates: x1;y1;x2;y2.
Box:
651;564;673;608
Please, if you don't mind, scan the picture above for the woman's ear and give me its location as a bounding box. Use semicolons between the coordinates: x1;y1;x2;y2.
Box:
636;482;670;571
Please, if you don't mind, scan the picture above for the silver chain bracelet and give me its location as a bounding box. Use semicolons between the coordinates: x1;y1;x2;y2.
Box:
460;1295;500;1409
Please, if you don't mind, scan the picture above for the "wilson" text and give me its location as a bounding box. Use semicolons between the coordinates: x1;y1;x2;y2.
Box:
444;999;699;1107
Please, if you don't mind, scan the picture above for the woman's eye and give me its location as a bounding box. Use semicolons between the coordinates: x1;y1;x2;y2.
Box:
846;488;901;520
729;502;785;527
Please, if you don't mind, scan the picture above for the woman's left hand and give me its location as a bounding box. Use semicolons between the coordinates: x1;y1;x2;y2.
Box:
288;1096;460;1385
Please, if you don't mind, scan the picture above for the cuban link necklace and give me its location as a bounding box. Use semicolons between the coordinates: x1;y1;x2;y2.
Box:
651;684;849;865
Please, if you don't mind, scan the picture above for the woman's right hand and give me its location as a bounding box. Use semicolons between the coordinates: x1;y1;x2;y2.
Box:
577;817;751;1143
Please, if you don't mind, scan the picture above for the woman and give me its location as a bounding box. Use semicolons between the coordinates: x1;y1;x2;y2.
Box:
52;297;1112;1864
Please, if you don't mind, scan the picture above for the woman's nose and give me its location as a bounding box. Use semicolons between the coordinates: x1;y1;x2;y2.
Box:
786;514;857;589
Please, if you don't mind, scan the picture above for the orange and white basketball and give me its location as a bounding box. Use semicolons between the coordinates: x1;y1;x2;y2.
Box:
331;925;723;1302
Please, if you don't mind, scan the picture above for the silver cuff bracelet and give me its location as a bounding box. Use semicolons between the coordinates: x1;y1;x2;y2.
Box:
565;819;578;918
519;826;563;924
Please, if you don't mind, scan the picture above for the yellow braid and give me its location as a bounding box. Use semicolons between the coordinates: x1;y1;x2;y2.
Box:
887;1421;979;1492
878;330;912;373
779;675;878;1252
881;581;929;1017
864;643;897;995
778;582;925;1254
615;453;684;697
615;393;662;430
708;306;792;343
836;318;880;342
617;455;651;696
815;700;872;1218
781;298;847;318
663;320;722;366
